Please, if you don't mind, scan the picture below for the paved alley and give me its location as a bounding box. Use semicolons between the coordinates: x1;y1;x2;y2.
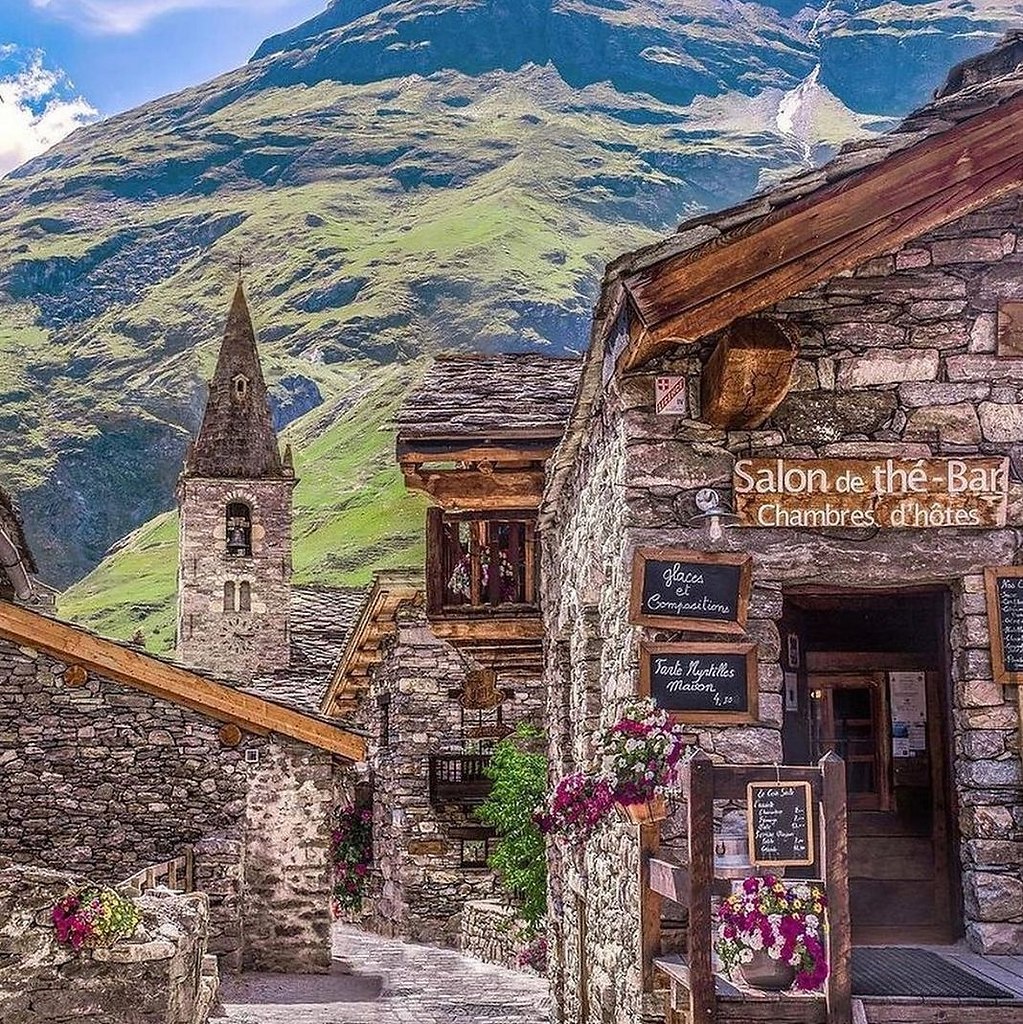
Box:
218;924;550;1024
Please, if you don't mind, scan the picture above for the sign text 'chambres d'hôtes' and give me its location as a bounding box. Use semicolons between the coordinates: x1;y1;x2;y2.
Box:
733;458;1008;529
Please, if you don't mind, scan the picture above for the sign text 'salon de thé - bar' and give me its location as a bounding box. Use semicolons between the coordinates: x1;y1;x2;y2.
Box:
733;458;1009;529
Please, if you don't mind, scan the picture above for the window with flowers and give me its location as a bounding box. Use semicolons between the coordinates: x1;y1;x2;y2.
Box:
426;510;539;614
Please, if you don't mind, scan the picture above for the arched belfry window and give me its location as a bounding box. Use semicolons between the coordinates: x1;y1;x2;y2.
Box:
239;581;252;612
232;374;249;400
223;581;236;613
226;503;252;557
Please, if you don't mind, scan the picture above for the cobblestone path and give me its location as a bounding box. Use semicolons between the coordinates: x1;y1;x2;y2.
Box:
218;924;550;1024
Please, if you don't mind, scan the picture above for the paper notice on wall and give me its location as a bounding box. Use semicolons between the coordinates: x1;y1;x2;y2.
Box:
889;671;927;754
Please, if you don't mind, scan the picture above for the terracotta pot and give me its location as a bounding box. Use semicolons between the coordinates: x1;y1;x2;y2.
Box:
617;795;668;825
739;949;797;991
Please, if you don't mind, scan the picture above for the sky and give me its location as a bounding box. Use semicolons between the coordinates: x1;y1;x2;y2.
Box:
0;0;329;174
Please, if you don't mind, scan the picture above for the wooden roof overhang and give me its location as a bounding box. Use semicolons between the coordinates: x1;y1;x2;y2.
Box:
0;600;367;761
397;430;561;511
320;571;422;717
617;87;1023;374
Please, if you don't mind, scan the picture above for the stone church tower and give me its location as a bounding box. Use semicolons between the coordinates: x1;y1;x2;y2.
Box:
176;283;296;683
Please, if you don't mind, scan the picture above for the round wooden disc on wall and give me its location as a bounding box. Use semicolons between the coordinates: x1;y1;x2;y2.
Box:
218;723;243;748
63;664;88;687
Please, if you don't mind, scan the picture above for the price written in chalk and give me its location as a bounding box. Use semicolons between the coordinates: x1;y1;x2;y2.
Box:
985;567;1023;683
639;643;758;724
747;781;814;868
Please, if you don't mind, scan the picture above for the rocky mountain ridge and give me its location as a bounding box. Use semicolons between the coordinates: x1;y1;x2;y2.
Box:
0;0;1018;616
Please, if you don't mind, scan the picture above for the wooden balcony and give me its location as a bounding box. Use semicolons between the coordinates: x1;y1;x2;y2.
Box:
428;753;493;807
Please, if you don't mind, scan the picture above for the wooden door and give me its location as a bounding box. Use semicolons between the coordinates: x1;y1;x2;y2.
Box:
809;670;953;943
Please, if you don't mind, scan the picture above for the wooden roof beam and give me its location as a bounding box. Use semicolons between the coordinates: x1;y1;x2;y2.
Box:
621;91;1023;371
413;468;546;509
701;318;798;429
0;601;367;761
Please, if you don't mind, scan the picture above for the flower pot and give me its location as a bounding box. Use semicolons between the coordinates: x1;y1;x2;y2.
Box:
616;796;668;825
739;949;797;991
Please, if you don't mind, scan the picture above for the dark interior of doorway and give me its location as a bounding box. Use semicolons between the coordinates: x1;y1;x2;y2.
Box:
780;588;961;945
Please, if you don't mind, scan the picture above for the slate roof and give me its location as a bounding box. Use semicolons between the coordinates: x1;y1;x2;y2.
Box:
245;585;368;717
184;283;287;480
607;30;1023;287
396;353;583;441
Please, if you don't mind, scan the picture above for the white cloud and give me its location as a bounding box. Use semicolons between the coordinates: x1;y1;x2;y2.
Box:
0;50;99;176
30;0;309;35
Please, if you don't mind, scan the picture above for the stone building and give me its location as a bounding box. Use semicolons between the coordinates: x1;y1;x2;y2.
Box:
320;354;580;946
0;292;370;985
540;37;1023;1024
177;282;296;684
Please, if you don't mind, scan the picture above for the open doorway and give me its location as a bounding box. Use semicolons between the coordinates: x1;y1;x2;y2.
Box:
780;588;961;945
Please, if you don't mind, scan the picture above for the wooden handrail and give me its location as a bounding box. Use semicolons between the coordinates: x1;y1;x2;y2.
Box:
122;847;195;895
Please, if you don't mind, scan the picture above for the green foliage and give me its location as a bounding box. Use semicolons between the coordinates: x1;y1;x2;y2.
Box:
476;724;549;931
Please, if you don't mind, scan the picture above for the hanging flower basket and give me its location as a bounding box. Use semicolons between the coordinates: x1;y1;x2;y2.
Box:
615;795;669;825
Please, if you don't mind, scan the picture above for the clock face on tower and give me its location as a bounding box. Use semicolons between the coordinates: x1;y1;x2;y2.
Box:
222;616;256;653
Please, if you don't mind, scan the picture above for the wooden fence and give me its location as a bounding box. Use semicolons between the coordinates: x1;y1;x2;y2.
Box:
122;847;195;895
641;751;851;1024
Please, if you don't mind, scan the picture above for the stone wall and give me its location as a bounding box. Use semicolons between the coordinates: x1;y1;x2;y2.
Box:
362;600;546;946
0;636;343;974
177;476;294;684
542;197;1023;1021
460;899;530;969
0;861;216;1024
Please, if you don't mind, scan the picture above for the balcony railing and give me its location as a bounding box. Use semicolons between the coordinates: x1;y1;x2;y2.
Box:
427;511;539;618
428;753;493;806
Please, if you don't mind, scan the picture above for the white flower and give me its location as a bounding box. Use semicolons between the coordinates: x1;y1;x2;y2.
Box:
747;931;764;951
740;948;754;964
805;914;819;929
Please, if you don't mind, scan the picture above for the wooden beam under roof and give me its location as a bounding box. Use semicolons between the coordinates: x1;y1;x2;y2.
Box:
0;600;366;761
620;90;1023;371
402;467;547;509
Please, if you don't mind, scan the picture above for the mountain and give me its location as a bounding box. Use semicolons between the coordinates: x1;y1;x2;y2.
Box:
1;0;1018;646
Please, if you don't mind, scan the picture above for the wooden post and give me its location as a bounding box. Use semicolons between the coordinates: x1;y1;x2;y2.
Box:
639;821;662;992
184;845;195;893
167;858;178;891
820;752;852;1024
425;508;445;614
685;751;716;1024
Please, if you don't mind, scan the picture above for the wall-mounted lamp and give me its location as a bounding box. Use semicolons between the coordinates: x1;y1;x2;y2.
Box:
689;488;740;541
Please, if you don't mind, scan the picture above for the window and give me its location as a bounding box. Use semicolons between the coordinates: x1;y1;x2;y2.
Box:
460;836;491;868
232;374;249;399
427;511;538;614
226;503;252;557
238;581;252;612
223;581;236;613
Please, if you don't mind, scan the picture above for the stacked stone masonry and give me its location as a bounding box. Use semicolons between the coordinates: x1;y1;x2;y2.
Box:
0;637;344;974
362;600;546;947
541;197;1023;1023
0;862;216;1024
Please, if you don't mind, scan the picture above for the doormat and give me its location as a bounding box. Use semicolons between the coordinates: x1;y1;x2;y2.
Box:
852;947;1013;999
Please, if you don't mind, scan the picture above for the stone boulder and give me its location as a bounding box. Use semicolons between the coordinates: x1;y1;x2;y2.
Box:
0;860;217;1024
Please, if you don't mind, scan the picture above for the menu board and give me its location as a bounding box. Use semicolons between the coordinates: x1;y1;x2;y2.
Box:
985;567;1023;683
639;642;758;723
629;548;752;633
747;781;814;868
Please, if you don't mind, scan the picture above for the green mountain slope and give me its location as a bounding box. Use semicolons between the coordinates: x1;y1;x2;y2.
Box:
3;0;1019;642
60;359;428;651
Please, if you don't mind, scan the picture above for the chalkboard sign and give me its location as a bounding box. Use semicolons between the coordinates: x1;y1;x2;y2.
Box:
639;642;758;724
747;781;814;868
630;549;752;633
985;567;1023;683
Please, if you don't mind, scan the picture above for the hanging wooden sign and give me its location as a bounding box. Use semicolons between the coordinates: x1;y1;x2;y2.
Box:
984;567;1023;683
639;642;758;723
630;549;752;633
747;780;814;868
734;457;1008;529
